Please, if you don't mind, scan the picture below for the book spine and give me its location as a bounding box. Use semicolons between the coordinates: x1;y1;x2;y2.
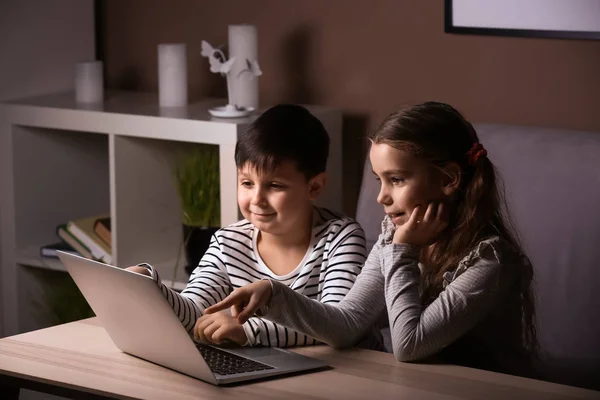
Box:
94;220;111;246
40;247;79;258
40;248;57;258
57;227;93;259
68;223;112;264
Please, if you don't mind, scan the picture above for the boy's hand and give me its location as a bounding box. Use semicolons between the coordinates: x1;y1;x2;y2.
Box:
194;311;248;346
393;202;448;247
125;266;151;276
204;280;272;324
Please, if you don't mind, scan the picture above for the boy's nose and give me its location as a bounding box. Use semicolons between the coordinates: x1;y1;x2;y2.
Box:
250;189;266;206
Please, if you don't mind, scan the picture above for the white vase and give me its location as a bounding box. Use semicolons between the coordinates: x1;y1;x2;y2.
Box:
75;61;103;104
228;25;258;109
158;43;188;107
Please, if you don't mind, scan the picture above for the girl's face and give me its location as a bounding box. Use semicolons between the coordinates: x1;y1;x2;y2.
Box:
370;143;449;226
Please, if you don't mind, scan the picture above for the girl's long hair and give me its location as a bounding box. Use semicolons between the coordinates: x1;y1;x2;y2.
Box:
369;102;537;354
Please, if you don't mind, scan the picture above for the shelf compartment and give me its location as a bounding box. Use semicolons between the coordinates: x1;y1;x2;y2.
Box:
111;135;216;286
12;126;110;257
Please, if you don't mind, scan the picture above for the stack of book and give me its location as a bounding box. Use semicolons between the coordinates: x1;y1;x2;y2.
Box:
40;214;112;264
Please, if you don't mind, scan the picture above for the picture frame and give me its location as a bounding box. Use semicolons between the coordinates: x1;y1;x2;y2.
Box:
444;0;600;40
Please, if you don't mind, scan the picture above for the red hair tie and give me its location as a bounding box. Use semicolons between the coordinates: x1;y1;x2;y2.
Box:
466;142;487;165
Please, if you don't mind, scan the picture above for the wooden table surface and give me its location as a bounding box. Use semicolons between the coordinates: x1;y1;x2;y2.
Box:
0;318;598;400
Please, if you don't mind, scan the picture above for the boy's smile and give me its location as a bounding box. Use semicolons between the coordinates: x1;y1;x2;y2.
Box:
237;161;319;236
251;212;277;220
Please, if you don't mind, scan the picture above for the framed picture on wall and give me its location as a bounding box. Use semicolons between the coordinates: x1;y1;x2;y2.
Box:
445;0;600;40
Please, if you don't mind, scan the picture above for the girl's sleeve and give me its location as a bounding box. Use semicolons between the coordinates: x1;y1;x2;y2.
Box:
264;241;387;348
140;234;232;334
381;239;518;361
242;220;368;347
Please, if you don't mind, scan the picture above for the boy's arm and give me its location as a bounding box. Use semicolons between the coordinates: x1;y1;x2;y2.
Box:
243;220;368;347
139;235;232;334
243;317;320;347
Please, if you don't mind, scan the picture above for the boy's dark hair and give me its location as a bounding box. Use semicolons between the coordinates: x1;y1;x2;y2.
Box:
234;104;329;180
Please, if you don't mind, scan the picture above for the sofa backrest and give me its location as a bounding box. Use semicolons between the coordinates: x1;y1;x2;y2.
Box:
355;123;600;388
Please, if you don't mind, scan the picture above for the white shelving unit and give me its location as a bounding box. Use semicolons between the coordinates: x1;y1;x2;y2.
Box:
0;91;343;335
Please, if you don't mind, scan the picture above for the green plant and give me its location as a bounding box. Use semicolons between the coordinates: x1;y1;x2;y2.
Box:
173;144;221;227
170;145;221;285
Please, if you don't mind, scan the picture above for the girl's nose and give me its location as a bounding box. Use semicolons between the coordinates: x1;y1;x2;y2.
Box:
376;185;392;206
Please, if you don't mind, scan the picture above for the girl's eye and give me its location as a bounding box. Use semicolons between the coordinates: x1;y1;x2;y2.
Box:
270;183;284;189
374;176;381;182
390;177;405;185
241;181;253;188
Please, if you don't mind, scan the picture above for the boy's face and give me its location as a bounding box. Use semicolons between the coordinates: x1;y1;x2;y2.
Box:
237;161;324;235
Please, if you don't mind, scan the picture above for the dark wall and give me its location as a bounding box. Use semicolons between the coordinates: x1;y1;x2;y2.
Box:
101;0;600;214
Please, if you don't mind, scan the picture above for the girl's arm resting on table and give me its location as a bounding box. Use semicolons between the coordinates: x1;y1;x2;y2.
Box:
381;241;515;362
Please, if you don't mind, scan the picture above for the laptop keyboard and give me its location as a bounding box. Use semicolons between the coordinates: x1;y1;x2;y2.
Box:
195;343;275;376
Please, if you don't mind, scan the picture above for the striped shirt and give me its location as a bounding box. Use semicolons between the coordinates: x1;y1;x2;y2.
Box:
144;206;367;347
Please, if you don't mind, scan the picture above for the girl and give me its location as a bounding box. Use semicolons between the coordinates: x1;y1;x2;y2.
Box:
204;102;538;377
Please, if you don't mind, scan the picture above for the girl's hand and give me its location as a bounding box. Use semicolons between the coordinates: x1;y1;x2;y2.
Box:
393;202;448;246
204;280;272;324
193;312;247;346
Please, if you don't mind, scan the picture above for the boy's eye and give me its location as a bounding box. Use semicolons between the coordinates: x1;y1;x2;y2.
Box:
270;183;284;189
241;181;253;188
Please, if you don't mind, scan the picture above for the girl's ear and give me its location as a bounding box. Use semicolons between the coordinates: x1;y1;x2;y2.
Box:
440;162;461;196
308;172;327;201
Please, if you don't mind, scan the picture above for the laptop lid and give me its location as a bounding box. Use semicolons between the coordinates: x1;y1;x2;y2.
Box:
57;251;219;385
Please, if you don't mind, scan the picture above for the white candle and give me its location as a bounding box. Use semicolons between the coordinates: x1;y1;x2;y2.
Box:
228;25;259;109
75;61;104;104
158;43;188;107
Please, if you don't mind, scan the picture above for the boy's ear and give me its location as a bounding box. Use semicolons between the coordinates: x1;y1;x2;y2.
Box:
440;162;461;196
308;172;327;201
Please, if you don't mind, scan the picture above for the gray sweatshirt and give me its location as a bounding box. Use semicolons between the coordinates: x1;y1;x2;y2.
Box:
264;217;533;376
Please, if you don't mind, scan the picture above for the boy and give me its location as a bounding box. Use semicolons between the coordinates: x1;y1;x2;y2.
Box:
127;104;366;347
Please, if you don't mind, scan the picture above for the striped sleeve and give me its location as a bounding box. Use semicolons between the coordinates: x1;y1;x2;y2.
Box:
320;220;366;305
241;219;368;347
142;234;232;334
242;317;319;347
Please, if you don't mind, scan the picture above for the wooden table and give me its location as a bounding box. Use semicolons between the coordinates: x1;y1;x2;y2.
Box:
0;318;598;399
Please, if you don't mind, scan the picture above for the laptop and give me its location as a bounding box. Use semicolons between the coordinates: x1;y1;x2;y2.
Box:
57;251;328;385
